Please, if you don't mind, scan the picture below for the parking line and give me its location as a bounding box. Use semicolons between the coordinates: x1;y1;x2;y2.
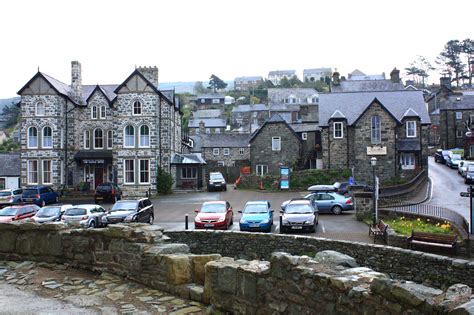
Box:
321;224;325;233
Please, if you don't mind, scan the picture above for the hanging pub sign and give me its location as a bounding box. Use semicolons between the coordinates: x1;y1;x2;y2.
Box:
280;166;290;190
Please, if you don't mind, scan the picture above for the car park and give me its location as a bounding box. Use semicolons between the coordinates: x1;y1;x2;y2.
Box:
0;188;23;208
194;201;233;230
94;182;122;203
101;198;154;225
207;172;227;191
0;204;40;223
239;201;273;232
61;204;107;228
281;191;353;215
280;199;318;233
446;153;462;169
32;204;73;223
21;186;59;207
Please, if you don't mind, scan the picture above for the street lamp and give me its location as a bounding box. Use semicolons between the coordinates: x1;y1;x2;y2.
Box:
370;157;377;226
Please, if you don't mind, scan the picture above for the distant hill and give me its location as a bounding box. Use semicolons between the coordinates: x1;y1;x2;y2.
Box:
159;81;234;94
0;97;20;114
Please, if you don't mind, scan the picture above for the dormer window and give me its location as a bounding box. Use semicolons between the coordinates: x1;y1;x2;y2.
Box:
133;101;142;115
91;106;97;119
406;121;416;138
333;122;343;139
35;102;45;116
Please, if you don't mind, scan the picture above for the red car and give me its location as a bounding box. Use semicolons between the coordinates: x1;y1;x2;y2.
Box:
194;201;234;230
0;204;40;223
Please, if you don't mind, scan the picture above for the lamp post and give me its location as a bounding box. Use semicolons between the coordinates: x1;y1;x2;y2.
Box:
370;157;377;226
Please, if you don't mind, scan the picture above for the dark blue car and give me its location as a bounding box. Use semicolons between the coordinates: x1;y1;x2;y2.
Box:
21;186;59;207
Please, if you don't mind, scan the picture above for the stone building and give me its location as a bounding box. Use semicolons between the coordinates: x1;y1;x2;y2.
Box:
194;93;225;110
200;134;250;167
230;104;269;133
267;70;296;86
17;61;182;196
233;76;263;91
319;90;430;183
187;118;227;136
267;88;319;123
331;68;403;93
437;95;474;150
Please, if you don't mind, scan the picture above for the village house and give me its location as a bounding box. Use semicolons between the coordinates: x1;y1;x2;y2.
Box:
303;68;332;82
331;68;403;93
0;153;20;189
267;88;319;122
230;104;269;133
195;93;226;110
200;133;250;167
267;70;296;86
234;76;263;91
187;118;227;136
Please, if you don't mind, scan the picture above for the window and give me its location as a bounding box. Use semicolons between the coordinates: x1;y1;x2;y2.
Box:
60;129;64;149
100;106;106;119
406;121;416;138
223;148;230;156
107;130;113;149
457;130;464;138
239;148;245;155
124;126;135;148
333;122;343;139
42;126;53;148
0;178;4;190
215;128;221;134
456;112;462;120
42;160;52;184
212;99;220;104
272;137;281;151
302;132;308;140
94;129;103;149
84;130;90;149
91;106;97;119
181;167;197;179
206;128;211;134
217;161;225;166
35;102;45;116
139;159;150;184
213;148;219;155
256;164;268;176
139;125;150;147
133;101;142;115
400;153;415;170
371;116;381;144
124;159;135;184
27;160;38;184
27;127;38;148
470;145;474;158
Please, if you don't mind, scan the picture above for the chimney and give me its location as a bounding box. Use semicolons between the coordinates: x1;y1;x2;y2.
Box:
390;67;400;83
440;77;452;89
137;66;159;88
71;61;83;104
332;71;340;85
199;121;206;134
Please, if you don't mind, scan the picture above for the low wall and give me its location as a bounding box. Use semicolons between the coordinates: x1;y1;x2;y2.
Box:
166;230;474;289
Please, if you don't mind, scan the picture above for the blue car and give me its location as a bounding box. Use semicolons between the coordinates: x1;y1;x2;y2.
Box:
239;201;274;232
21;186;59;207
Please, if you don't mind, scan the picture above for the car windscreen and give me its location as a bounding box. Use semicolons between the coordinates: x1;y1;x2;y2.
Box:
36;207;60;217
64;208;87;216
210;174;224;181
201;203;226;213
111;201;137;212
0;191;11;197
97;184;112;191
0;207;17;216
285;204;313;214
22;189;38;196
243;204;268;214
452;154;462;160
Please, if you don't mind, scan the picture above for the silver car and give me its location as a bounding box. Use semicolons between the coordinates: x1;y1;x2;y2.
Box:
33;204;73;223
62;204;107;228
0;189;23;208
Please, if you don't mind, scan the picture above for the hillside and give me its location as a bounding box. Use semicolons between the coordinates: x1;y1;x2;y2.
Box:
0;97;20;112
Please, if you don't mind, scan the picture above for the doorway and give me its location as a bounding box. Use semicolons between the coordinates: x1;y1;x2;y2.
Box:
94;167;104;188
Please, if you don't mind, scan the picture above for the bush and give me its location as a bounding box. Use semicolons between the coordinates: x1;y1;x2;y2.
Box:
157;168;173;194
289;169;351;190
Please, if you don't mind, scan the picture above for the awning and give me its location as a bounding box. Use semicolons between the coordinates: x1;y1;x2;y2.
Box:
170;153;206;165
396;139;421;151
74;150;113;164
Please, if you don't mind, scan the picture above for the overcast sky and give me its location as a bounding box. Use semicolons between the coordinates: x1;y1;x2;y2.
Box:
1;0;472;98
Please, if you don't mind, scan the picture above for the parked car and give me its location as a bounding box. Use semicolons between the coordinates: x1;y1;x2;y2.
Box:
207;172;227;192
280;199;318;233
307;183;339;192
337;181;372;195
458;161;474;177
465;165;474;184
101;198;154;225
194;201;233;230
0;188;23;208
434;149;451;164
94;182;122;203
21;186;59;207
239;201;273;232
61;204;107;228
32;204;73;223
446;153;463;169
0;204;40;223
281;191;353;215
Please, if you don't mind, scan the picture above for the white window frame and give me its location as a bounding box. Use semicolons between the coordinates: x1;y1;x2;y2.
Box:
42;160;52;184
302;132;308;140
139;159;150;184
456;129;464;138
124;126;135;148
406;121;416;138
217;161;225;167
84;130;90;149
400;153;415;170
60;128;64;149
100;106;106;119
27;127;38;149
272;137;281;151
94;128;104;149
371;116;381;144
223;148;230;156
239;148;245;155
27;160;38;185
213;148;220;156
91;106;97;119
456;112;462;120
256;164;268;176
181;167;197;179
124;159;135;184
107;130;113;149
139;125;150;148
333;122;343;139
215;128;221;134
35;102;45;116
133;101;142;116
212;99;220;104
42;126;53;149
206;128;211;134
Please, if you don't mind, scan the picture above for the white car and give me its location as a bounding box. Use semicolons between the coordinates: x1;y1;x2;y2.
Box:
458;161;474;177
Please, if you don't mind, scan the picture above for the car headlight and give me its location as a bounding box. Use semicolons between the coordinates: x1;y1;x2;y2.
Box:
304;220;313;225
282;219;289;224
260;219;269;224
218;216;225;222
125;214;136;222
195;216;201;223
240;219;247;224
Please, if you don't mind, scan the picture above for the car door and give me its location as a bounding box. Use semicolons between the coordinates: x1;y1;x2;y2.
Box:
226;201;233;223
267;201;273;223
143;199;153;221
315;193;331;213
136;201;145;222
95;206;106;225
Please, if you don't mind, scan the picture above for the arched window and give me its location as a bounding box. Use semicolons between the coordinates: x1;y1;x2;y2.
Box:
107;130;113;149
124;125;135;147
371;116;381;144
84;130;90;149
35;102;45;116
100;106;106;119
91;106;97;119
94;128;103;149
133;101;142;115
139;125;150;147
27;127;38;148
42;126;52;148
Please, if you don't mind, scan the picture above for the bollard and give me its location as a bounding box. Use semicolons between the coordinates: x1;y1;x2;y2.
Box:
279;215;283;234
185;214;189;230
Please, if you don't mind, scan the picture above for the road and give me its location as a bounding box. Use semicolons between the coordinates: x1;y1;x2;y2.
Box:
428;156;470;220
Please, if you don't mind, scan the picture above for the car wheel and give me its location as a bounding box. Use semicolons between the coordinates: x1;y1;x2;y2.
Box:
89;220;96;228
40;200;46;207
332;205;343;215
230;216;233;225
148;215;154;225
224;185;227;191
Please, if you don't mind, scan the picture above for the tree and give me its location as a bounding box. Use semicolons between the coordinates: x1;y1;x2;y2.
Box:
288;75;303;87
279;76;291;88
193;81;207;94
461;38;474;87
405;56;434;87
208;74;228;92
437;40;464;88
1;102;20;130
156;167;173;194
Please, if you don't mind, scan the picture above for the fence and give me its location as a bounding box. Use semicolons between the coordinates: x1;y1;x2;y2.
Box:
379;170;427;198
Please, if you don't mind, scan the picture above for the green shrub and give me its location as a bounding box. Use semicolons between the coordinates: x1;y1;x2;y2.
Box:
289;169;351;190
157;168;173;194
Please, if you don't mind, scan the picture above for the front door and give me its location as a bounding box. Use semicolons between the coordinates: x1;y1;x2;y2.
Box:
95;167;104;188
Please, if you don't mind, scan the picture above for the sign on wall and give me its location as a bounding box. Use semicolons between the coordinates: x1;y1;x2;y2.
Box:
280;166;290;190
367;146;387;155
83;159;105;164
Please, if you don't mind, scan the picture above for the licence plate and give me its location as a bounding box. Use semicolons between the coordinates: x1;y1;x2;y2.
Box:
291;226;303;230
96;197;103;199
204;223;214;228
249;224;260;228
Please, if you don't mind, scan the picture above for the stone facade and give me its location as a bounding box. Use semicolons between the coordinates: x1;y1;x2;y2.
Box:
202;147;250;167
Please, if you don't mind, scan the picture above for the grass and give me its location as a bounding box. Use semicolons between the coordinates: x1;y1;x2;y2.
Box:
382;216;455;236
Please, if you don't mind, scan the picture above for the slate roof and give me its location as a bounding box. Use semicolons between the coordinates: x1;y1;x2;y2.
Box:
438;95;474;110
232;104;269;113
397;139;421;151
170;153;206;165
249;114;300;142
331;80;403;92
319;90;430;127
269;104;300;112
193;109;223;118
201;134;250;148
303;68;332;75
289;123;319;133
189;135;203;152
188;118;227;128
268;88;319;105
196;93;225;99
403;108;420;118
268;70;296;76
349;74;386;81
330;110;346;119
0;153;20;176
